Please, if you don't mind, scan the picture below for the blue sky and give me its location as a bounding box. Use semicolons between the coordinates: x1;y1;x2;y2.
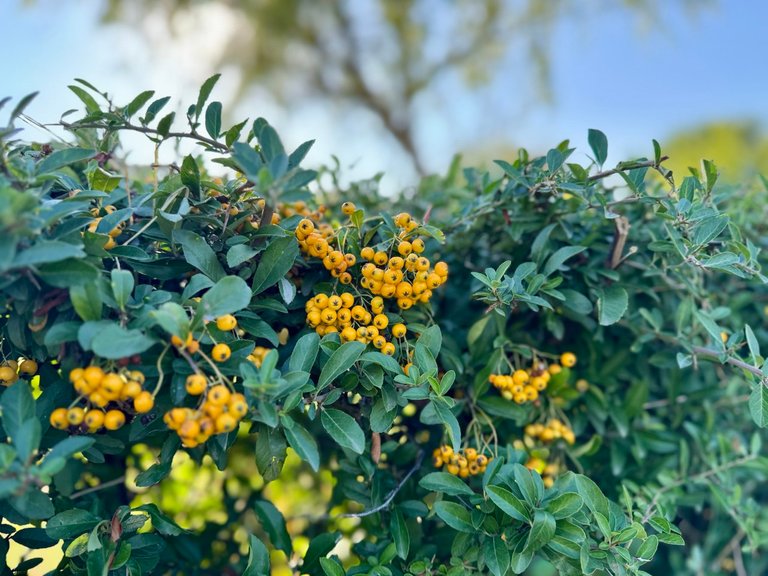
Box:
1;1;766;191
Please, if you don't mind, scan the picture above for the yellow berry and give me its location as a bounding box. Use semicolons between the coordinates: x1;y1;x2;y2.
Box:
397;242;413;256
84;409;105;431
560;352;577;368
216;315;237;331
50;408;69;430
67;407;85;426
134;391;154;414
208;385;231;406
185;374;207;396
212;343;231;363
391;323;407;338
104;410;126;431
19;359;38;375
341;201;356;215
361;247;375;261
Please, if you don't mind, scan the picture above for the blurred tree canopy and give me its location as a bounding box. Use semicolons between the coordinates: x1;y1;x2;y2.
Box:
100;0;702;175
662;121;768;182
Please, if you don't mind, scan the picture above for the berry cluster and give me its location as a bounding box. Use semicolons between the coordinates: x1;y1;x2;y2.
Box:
490;352;577;405
86;204;123;250
304;292;406;354
432;445;492;478
247;345;272;368
524;457;562;488
49;366;153;433
0;357;37;386
164;378;248;448
524;419;576;445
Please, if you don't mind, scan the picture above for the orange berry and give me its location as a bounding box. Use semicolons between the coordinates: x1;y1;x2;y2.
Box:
104;410;126;431
560;352;577;368
50;408;69;430
211;343;231;363
341;201;356;215
67;407;85;426
208;385;231;406
83;366;105;386
134;391;154;414
215;413;237;433
185;374;207;396
216;315;237;331
19;359;38;375
84;409;105;431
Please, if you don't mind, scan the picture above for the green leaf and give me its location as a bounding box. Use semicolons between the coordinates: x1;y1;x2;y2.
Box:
12;240;85;267
486;485;530;523
37;259;99;288
433;501;474;533
321;408;365;454
151;302;190;338
289;332;320;373
526;510;556;551
588;129;608;165
542;246;586;277
91;324;155;359
431;400;461;452
141;95;170;125
70;283;102;322
303;532;341;574
749;382;768;428
317;341;365;392
597;285;628;326
574;475;610;518
319;557;345;576
46;509;101;540
1;382;35;438
88;167;122;192
180;155;201;196
254;425;287;483
637;535;659;562
243;535;270;576
254;500;291;556
390;507;410;559
40;437;95;474
174;229;225;281
484;536;510;576
14;419;41;462
205;101;222;139
226;244;258;268
419;472;475;497
195;74;221;119
36;147;96;174
134;504;184;536
231;142;263;180
111;269;134;310
68;84;100;114
124;90;155;117
10;490;54;521
281;416;320;471
201;275;252;318
12;527;57;549
546;492;583;519
251;237;299;295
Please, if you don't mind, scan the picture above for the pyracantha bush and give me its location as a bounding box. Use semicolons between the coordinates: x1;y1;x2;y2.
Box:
2;77;768;576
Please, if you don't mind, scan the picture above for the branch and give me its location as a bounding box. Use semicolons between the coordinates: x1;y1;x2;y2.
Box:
640;454;756;523
587;156;669;182
70;475;126;500
336;450;424;519
60;120;229;152
690;345;765;380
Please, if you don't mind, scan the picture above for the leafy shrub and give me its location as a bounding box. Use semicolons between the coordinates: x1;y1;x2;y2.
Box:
1;77;768;575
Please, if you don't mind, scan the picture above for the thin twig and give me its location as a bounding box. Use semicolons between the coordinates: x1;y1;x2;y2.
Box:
640;454;757;523
336;450;424;519
70;476;126;500
60;120;228;152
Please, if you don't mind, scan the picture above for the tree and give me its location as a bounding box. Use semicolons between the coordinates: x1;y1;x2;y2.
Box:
3;77;768;575
96;0;699;176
